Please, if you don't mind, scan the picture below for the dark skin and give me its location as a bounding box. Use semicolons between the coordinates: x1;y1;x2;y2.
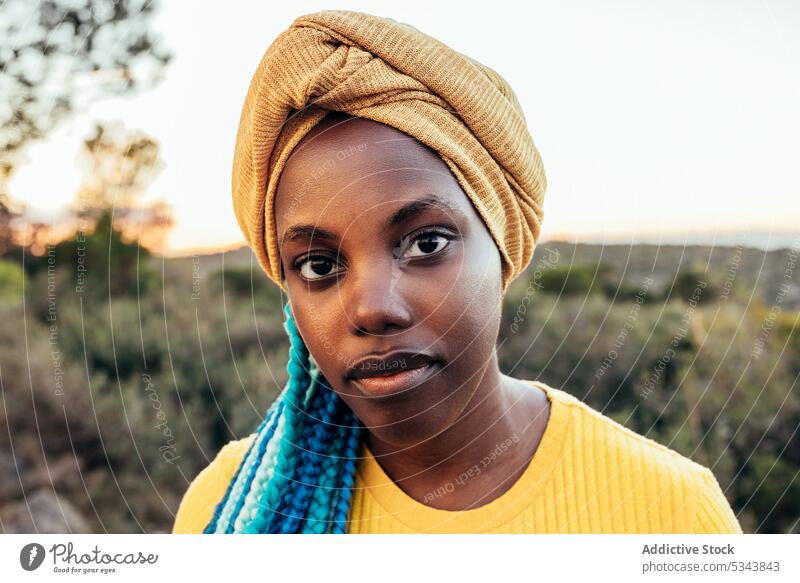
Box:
274;112;551;511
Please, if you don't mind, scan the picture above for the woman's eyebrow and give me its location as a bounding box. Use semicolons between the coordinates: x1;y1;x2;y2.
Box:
280;224;338;245
388;195;463;227
280;195;462;245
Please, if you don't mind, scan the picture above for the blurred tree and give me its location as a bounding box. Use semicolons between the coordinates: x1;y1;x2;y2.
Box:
738;453;800;533
77;122;161;210
22;123;172;299
214;266;283;306
72;122;174;251
0;0;172;262
671;268;719;304
74;207;159;298
0;193;21;256
537;264;610;296
0;0;171;159
0;257;24;302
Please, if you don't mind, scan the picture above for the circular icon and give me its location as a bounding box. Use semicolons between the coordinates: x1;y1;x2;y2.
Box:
20;543;46;571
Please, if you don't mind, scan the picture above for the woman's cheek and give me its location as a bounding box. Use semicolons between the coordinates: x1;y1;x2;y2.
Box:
408;244;469;303
453;245;503;346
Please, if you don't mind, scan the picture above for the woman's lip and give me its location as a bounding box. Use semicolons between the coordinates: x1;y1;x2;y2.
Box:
351;361;438;398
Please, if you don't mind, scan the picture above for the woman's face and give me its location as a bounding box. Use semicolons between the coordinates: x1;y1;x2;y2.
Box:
274;113;503;447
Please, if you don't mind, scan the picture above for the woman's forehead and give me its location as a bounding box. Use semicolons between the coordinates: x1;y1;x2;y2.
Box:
274;115;471;226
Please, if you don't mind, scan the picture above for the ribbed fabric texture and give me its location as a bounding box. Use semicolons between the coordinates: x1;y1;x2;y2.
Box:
172;381;742;534
230;9;546;295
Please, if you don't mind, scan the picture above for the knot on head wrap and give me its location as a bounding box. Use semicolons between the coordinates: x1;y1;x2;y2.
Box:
232;9;546;294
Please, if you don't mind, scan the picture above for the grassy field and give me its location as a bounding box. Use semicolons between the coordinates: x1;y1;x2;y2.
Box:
1;237;798;533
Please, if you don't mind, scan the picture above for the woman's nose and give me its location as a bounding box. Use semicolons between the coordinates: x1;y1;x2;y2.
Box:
346;260;413;336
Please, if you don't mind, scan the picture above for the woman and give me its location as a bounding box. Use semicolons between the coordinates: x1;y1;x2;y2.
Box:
172;10;741;534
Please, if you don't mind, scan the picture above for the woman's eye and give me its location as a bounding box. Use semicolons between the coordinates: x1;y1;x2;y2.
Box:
297;256;342;280
295;231;452;282
404;233;450;258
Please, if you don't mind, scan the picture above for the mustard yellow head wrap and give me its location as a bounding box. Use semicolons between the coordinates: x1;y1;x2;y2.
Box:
231;10;546;294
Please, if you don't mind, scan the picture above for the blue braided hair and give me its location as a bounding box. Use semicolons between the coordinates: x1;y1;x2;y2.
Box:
203;302;363;534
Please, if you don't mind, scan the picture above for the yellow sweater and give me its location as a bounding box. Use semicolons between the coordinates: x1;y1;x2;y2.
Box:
172;381;742;534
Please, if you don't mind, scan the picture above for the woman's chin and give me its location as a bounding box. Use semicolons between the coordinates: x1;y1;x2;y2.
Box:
339;374;474;447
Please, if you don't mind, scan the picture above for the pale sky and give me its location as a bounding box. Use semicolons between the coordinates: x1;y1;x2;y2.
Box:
8;0;800;255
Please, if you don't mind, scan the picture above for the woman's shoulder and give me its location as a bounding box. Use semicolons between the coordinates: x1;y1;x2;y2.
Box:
526;380;742;533
171;433;257;534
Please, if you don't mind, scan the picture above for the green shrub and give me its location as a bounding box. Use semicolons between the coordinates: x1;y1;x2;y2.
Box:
0;258;24;303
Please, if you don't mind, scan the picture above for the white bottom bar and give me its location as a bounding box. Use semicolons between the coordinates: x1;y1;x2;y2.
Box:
1;534;797;582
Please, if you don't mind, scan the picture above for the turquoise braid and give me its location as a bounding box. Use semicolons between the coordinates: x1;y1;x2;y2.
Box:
202;302;363;533
302;408;350;533
247;334;308;533
202;399;280;533
221;399;285;533
331;420;362;533
273;373;337;532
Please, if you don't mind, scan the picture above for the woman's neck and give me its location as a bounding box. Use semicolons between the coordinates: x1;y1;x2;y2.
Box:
363;353;551;511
